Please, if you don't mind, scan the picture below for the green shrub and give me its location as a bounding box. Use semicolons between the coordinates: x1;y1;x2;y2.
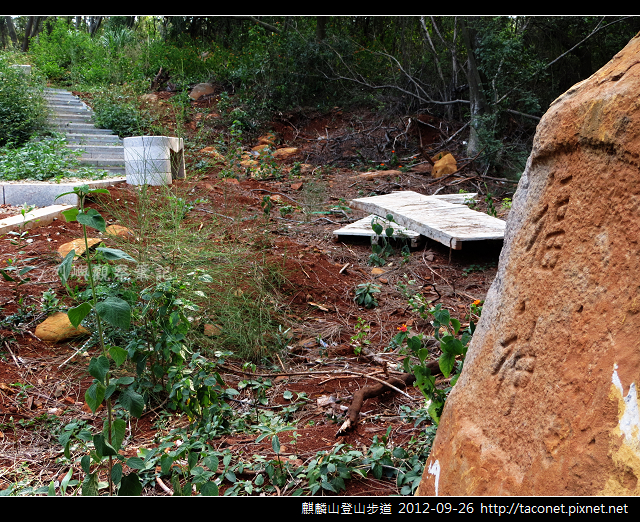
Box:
0;134;106;181
92;92;147;137
29;18;99;83
0;58;48;148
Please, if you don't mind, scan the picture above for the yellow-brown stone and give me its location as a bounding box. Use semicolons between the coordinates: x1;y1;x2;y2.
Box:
57;238;102;259
35;312;91;343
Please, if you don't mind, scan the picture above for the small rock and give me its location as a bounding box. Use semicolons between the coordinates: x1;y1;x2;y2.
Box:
35;312;91;343
57;238;102;259
105;225;134;239
199;146;225;163
140;93;159;103
272;147;299;160
257;134;277;146
189;82;215;101
431;153;457;178
203;323;222;337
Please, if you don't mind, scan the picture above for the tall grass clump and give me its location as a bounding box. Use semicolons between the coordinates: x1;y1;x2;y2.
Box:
96;183;289;362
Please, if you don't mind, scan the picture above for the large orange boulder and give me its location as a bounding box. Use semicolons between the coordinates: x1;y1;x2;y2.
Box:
417;33;640;496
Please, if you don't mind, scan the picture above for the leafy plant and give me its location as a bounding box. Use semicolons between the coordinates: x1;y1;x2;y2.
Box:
217;120;245;178
55;184;143;496
369;214;396;266
260;195;273;217
0;134;105;182
0;59;48;148
1;205;39;304
462;262;496;277
305;444;365;495
92;92;146;138
354;282;381;309
255;423;297;484
391;299;479;424
349;317;370;355
484;184;498;217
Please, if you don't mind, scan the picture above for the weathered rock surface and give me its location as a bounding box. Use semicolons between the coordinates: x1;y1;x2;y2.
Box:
417;33;640;496
272;147;299;160
105;224;135;239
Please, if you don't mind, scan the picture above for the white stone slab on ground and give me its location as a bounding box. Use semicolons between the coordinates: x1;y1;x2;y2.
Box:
0;178;126;207
0;204;74;235
333;215;422;247
348;191;505;250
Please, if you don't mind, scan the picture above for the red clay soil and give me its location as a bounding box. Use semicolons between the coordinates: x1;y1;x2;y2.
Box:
0;97;511;496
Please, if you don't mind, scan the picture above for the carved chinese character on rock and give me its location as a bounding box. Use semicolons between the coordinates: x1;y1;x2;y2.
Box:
416;34;640;497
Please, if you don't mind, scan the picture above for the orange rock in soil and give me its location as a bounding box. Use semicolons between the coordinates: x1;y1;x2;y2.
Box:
35;312;90;343
57;237;102;259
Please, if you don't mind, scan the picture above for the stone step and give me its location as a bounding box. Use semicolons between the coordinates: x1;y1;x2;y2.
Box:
50;123;118;135
44;87;76;94
68;143;123;151
44;98;88;108
50;114;95;124
48;109;93;119
69;149;125;159
47;102;90;110
65;133;123;145
45;96;86;104
77;156;125;167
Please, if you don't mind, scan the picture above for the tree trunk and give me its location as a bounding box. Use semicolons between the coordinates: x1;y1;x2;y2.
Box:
460;17;486;158
21;16;36;52
4;16;18;47
89;16;103;36
30;16;44;40
316;16;327;43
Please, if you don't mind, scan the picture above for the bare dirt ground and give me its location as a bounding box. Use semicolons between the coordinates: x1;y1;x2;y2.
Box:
0;91;515;496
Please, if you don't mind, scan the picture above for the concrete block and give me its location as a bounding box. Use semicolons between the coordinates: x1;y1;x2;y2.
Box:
0;204;74;236
124;136;185;185
1;178;126;207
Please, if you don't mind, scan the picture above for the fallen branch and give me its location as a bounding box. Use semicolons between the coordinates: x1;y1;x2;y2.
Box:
156;476;173;496
336;360;442;437
4;341;20;368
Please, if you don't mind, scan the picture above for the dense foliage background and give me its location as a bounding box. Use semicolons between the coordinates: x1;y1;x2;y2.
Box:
2;15;639;177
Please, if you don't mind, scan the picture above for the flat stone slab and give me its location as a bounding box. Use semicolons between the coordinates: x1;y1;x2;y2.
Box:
333;215;422;247
0;178;126;207
348;191;504;249
0;204;74;236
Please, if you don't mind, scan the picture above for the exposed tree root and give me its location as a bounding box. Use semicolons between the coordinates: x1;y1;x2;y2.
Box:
336;360;442;437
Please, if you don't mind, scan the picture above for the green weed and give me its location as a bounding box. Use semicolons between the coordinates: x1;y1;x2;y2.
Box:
354;282;381;309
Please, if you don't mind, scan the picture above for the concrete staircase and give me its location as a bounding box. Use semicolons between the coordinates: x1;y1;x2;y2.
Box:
0;88;127;209
43;88;125;176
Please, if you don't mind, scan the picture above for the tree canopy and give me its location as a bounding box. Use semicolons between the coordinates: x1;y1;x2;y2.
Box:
3;15;638;177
